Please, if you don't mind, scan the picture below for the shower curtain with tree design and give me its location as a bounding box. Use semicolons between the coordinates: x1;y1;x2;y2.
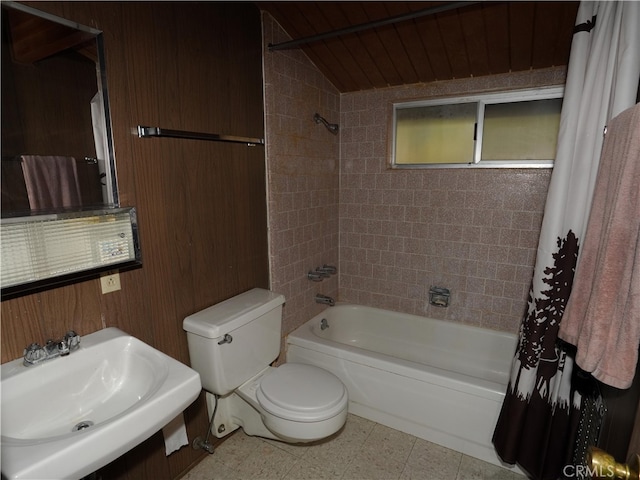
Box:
492;2;640;479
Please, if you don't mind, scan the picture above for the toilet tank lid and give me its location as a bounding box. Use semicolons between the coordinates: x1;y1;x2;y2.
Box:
183;288;285;339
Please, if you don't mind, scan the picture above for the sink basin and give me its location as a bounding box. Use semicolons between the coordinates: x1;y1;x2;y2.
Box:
1;327;201;480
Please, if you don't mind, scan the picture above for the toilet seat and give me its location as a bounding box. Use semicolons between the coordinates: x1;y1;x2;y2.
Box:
256;363;347;422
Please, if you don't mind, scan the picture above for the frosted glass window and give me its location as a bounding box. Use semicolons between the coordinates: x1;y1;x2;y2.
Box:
395;103;477;164
482;98;562;161
390;87;563;169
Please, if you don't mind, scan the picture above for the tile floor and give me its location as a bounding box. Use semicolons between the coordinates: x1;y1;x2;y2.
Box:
181;414;525;480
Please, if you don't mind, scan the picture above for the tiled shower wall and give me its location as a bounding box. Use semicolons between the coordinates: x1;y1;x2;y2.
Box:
339;68;565;333
263;10;567;337
262;13;340;345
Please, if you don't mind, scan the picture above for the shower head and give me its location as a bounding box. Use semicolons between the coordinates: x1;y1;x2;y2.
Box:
314;113;339;135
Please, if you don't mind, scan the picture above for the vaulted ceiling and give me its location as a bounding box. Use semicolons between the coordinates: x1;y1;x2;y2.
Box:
259;1;579;92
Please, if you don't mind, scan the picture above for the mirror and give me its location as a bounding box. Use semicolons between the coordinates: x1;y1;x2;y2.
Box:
1;2;118;217
0;3;141;300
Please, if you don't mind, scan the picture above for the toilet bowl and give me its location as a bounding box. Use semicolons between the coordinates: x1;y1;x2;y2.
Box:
183;288;348;443
234;363;348;442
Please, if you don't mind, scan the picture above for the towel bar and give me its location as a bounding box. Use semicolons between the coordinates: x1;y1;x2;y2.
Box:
137;126;264;146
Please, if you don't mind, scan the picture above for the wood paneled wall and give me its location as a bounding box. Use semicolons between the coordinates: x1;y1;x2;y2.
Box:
1;2;268;478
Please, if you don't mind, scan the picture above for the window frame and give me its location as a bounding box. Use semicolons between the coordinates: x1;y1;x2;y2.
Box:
390;86;564;169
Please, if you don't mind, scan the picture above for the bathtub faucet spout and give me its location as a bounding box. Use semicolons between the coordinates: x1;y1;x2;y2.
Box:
315;294;335;307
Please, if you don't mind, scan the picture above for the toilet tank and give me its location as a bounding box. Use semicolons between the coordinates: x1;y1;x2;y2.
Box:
183;288;285;396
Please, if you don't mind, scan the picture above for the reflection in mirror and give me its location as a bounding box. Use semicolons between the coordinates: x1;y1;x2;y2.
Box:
1;2;118;217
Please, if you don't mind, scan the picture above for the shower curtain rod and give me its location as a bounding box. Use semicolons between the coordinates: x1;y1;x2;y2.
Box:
268;1;479;51
137;126;264;146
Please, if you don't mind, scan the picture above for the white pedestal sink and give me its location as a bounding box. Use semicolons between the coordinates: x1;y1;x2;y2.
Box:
1;327;201;480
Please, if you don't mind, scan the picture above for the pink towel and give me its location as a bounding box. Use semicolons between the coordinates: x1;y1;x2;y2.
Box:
559;103;640;389
21;155;83;210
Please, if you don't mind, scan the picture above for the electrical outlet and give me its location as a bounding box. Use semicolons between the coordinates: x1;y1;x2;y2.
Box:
100;272;121;294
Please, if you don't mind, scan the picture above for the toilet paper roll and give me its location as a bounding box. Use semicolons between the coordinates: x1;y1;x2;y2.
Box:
162;413;189;456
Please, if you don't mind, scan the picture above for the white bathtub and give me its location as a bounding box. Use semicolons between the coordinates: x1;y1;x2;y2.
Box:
286;304;521;472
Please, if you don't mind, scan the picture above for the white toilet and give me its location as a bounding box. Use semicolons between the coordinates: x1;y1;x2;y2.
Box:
183;288;348;443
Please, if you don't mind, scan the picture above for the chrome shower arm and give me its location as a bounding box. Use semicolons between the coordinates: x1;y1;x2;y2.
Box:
313;113;339;135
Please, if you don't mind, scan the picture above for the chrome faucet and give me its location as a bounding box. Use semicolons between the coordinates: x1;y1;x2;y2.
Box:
315;294;335;307
23;330;81;367
307;265;338;282
317;265;337;275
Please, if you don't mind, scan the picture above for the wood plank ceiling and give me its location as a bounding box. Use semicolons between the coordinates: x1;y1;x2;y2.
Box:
259;1;579;92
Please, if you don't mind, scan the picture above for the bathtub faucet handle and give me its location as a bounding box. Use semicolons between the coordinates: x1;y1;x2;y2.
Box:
308;265;336;282
308;271;324;282
317;265;337;275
